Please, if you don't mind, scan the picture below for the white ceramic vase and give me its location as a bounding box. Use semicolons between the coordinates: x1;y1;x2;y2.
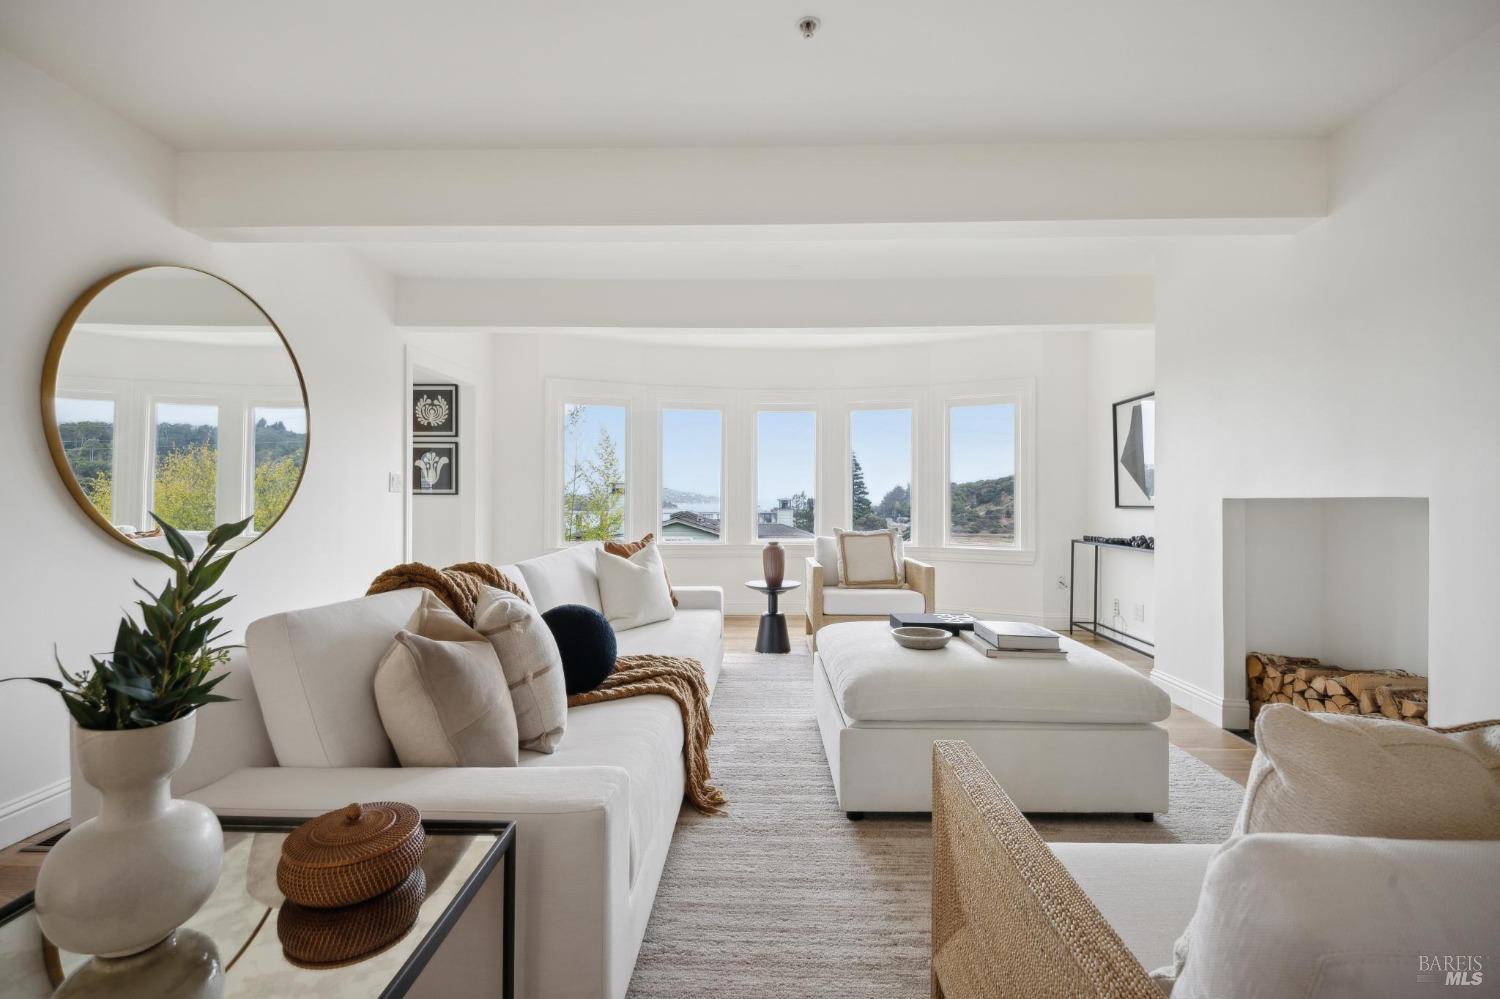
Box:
36;714;223;958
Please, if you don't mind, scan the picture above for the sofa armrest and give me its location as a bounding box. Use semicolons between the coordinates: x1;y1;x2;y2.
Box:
931;741;1159;999
672;585;723;614
804;556;825;634
189;765;632;999
903;557;936;612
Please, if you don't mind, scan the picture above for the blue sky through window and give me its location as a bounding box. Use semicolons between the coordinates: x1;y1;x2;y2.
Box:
850;408;912;505
949;403;1015;483
563;403;626;483
252;406;307;434
55;398;116;423
660;409;721;499
756;410;815;511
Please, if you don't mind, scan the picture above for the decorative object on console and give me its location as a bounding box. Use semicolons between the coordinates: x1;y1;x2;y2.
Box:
835;526;902;586
1233;706;1500;839
473;586;569;753
762;540;785;588
411;383;458;437
373;592;520;768
366;560;528;621
596;541;676;630
1082;534;1154;549
542;603;619;694
1112;391;1155;509
604;532;679;606
412;441;458;494
2;515;251;958
891;626;952;650
1246;652;1430;723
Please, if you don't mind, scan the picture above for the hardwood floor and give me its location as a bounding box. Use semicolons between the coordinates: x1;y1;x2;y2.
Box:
0;617;1252;908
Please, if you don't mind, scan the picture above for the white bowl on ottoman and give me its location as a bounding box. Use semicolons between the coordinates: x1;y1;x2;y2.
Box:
812;620;1171;818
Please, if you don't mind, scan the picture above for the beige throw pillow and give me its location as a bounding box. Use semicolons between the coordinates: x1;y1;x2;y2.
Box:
596;542;676;631
835;527;900;587
374;592;520;767
473;586;568;753
1234;705;1500;838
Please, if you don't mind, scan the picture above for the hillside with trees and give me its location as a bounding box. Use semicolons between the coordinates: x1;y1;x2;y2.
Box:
948;475;1015;542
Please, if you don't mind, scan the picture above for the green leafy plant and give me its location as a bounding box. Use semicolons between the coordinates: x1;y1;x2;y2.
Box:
3;514;251;730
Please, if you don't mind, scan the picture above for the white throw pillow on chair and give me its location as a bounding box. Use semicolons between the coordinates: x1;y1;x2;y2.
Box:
596;541;676;631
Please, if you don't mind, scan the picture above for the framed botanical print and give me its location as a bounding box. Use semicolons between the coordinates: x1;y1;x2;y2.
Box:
1113;392;1155;509
412;383;458;437
412;441;458;495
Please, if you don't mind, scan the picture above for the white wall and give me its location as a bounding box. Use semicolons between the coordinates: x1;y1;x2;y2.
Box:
0;50;408;846
1077;328;1156;648
485;328;1091;620
1153;25;1500;727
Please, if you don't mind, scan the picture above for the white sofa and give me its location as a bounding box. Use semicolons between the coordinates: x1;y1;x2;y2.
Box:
73;543;723;999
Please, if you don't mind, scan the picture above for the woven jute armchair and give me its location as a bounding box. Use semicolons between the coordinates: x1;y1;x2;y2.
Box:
930;740;1162;999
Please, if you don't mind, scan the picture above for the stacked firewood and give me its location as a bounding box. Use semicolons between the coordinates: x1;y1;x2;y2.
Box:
1247;653;1429;725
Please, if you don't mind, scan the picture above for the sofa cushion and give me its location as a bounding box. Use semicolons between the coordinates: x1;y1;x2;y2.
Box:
521;694;687;883
474;587;568;753
374;592;520;768
247;588;424;768
493;564;533;605
817;621;1171;724
1169;834;1500;999
517;544;603;612
1050;842;1215;973
1235;706;1500;839
613;609;724;693
821;586;925;616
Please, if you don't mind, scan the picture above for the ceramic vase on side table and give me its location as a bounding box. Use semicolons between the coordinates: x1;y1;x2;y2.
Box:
762;541;785;588
36;713;223;958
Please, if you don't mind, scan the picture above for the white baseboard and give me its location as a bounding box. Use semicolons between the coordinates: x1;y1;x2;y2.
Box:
0;778;70;850
1151;669;1250;731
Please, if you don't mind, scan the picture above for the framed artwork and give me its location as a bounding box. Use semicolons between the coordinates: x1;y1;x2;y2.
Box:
413;441;458;495
412;383;458;437
1113;392;1155;509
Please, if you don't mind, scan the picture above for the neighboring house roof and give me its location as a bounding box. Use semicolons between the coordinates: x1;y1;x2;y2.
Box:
756;523;814;539
662;511;721;537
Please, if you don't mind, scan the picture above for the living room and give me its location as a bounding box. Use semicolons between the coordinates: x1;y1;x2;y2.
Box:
1;3;1498;997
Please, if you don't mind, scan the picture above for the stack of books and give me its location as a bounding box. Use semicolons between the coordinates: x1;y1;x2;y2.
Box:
963;621;1066;660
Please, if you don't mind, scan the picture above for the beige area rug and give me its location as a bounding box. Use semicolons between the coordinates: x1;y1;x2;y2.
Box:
627;649;1245;998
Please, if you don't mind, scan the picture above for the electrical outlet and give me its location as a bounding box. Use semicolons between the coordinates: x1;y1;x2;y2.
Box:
1133;603;1146;622
388;472;403;493
1112;598;1121;618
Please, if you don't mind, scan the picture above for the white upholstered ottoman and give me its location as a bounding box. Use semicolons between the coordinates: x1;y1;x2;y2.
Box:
812;621;1173;818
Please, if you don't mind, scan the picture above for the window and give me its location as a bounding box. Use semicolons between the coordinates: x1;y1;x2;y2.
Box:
250;405;307;531
947;402;1017;547
849;408;912;540
56;397;116;522
756;410;816;540
562;402;627;541
660;409;722;543
152;402;220;531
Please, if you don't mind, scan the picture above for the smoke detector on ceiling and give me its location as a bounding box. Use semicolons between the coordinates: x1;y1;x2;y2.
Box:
798;16;821;39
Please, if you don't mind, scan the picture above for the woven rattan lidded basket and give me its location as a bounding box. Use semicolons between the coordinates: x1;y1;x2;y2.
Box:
278;867;427;968
278;802;426;909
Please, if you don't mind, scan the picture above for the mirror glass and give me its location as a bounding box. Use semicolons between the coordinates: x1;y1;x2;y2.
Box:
46;267;308;555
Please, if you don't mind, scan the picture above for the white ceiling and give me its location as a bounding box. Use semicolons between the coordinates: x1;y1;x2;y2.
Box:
2;0;1496;151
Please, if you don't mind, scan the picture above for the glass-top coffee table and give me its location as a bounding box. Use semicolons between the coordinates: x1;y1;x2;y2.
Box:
0;816;514;999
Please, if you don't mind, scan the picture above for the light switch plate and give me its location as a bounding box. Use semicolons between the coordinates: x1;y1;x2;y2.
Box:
388;472;403;493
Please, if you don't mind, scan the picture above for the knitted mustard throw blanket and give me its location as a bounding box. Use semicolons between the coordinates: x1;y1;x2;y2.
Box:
365;562;726;815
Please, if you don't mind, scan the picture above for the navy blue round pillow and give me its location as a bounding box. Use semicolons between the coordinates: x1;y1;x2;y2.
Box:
542;604;617;695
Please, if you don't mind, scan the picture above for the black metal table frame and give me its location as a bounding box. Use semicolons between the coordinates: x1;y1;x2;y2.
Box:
1067;538;1155;659
0;816;517;999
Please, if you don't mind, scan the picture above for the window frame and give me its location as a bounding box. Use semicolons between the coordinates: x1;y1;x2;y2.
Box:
751;403;820;543
656;403;728;546
941;389;1031;554
554;394;633;546
846;402;917;545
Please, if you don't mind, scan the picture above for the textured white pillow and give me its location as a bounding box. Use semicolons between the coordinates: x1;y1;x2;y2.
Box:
473;586;568;753
835;527;901;587
373;592;519;768
596;542;675;631
1164;834;1500;999
1234;705;1500;839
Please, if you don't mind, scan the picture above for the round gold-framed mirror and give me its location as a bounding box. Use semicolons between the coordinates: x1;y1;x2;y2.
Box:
41;266;310;556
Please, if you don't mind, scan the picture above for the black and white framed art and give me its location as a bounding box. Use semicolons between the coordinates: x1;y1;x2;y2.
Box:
412;441;458;495
412;383;459;437
1113;391;1155;509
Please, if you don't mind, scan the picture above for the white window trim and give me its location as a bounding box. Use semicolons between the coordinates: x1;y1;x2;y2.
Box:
656;402;728;546
751;402;821;543
941;380;1036;557
845;399;918;545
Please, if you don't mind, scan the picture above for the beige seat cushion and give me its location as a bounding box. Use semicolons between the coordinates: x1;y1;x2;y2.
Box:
473;586;568;753
374;593;519;768
821;586;925;616
834;527;900;586
1235;706;1500;838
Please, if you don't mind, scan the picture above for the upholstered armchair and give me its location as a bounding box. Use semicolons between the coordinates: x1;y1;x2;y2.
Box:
803;535;935;650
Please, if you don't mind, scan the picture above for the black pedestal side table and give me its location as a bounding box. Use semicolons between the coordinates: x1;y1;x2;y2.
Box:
745;579;802;653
